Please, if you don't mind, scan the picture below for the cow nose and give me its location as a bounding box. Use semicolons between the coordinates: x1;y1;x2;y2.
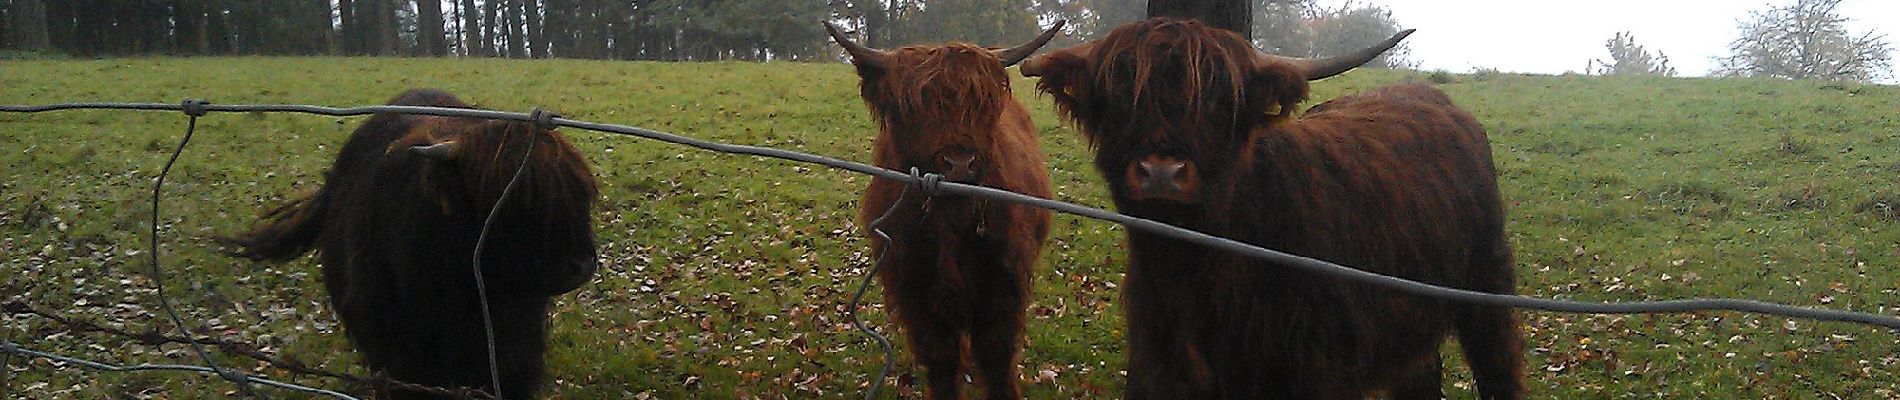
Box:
941;151;979;182
1130;156;1197;202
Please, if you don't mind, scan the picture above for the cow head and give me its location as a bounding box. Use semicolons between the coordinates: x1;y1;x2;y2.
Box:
401;119;601;296
1022;18;1409;208
827;21;1063;183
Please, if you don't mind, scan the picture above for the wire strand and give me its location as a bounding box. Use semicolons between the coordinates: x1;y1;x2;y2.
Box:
847;169;919;400
1;341;359;400
468;120;542;398
147;111;256;395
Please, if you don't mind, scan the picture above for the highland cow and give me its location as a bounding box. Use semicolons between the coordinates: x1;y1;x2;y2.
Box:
228;88;599;400
1022;18;1526;400
827;21;1060;400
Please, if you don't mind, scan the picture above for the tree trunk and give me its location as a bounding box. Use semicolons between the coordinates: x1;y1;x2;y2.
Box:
525;0;546;58
1148;0;1252;38
502;0;525;57
6;0;52;51
315;0;337;54
205;0;232;54
482;0;500;56
377;0;399;55
543;0;571;57
459;0;482;56
415;0;446;56
338;0;359;54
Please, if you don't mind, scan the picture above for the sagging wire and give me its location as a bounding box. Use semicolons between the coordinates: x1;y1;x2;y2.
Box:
845;168;937;399
146;99;256;396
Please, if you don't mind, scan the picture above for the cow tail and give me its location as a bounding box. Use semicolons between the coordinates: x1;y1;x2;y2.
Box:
222;189;327;261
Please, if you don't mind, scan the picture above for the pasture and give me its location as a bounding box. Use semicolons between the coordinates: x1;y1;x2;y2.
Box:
1;57;1897;399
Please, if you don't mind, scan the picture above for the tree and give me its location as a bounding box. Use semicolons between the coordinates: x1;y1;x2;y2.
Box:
1717;0;1892;82
1306;1;1412;69
1590;31;1674;76
4;0;52;52
416;0;447;56
1251;0;1314;56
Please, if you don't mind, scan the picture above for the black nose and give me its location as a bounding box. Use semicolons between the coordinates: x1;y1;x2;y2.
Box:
1136;159;1185;195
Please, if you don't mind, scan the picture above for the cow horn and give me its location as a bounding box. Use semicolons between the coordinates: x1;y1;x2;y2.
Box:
409;141;460;160
1020;40;1097;77
824;21;889;70
1258;29;1415;80
993;20;1066;68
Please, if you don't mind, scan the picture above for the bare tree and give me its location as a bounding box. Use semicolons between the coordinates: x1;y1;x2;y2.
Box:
1591;31;1675;76
1717;0;1891;82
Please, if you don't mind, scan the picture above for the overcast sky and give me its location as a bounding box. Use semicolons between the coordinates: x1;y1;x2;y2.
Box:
1313;0;1897;79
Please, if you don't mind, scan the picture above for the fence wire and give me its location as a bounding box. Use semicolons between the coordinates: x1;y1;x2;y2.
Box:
4;100;1900;398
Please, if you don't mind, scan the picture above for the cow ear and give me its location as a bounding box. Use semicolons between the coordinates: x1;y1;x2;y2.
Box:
1247;61;1310;121
1021;49;1091;121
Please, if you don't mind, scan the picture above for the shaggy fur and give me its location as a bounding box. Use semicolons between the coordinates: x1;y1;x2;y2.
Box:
227;88;600;399
847;43;1055;399
1025;18;1526;399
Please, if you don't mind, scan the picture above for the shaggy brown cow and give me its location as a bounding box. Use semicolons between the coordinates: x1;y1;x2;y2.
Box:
827;22;1059;400
227;88;599;400
1022;19;1525;399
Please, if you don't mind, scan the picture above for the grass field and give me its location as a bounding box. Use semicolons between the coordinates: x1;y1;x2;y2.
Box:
2;57;1897;399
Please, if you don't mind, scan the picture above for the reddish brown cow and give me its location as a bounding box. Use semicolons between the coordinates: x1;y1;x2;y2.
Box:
827;22;1059;400
1022;19;1525;399
226;88;599;400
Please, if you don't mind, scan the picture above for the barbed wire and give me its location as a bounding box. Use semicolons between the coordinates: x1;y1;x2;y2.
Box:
4;100;1899;398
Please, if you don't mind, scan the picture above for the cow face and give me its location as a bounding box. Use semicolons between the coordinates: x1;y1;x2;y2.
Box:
1024;18;1410;208
402;119;601;296
828;21;1062;183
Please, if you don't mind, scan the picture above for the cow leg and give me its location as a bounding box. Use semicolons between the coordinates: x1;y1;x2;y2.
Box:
1452;304;1525;400
968;276;1028;400
903;311;967;400
1456;240;1527;400
1389;353;1445;400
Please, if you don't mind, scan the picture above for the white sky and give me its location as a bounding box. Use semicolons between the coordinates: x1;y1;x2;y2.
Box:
1315;0;1897;79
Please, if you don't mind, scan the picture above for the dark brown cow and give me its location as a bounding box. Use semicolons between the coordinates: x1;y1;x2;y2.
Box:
1022;18;1525;399
827;22;1059;400
226;88;599;400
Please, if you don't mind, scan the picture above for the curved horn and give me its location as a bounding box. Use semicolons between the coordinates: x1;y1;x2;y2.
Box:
1259;29;1415;81
1019;40;1097;77
824;21;889;69
408;141;460;161
993;20;1066;67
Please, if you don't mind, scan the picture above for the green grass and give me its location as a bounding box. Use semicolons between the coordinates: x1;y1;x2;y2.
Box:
2;58;1897;399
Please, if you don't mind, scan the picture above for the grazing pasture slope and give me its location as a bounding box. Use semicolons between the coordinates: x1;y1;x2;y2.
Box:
0;57;1896;399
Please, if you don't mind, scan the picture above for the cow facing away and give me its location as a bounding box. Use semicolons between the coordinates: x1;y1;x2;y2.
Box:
226;88;599;400
827;21;1059;400
1022;18;1526;399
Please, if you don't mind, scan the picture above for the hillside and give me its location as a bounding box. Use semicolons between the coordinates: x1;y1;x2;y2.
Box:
2;57;1896;399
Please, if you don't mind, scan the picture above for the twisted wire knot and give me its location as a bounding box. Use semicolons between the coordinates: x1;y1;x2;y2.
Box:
529;107;559;131
908;167;945;197
180;99;210;117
